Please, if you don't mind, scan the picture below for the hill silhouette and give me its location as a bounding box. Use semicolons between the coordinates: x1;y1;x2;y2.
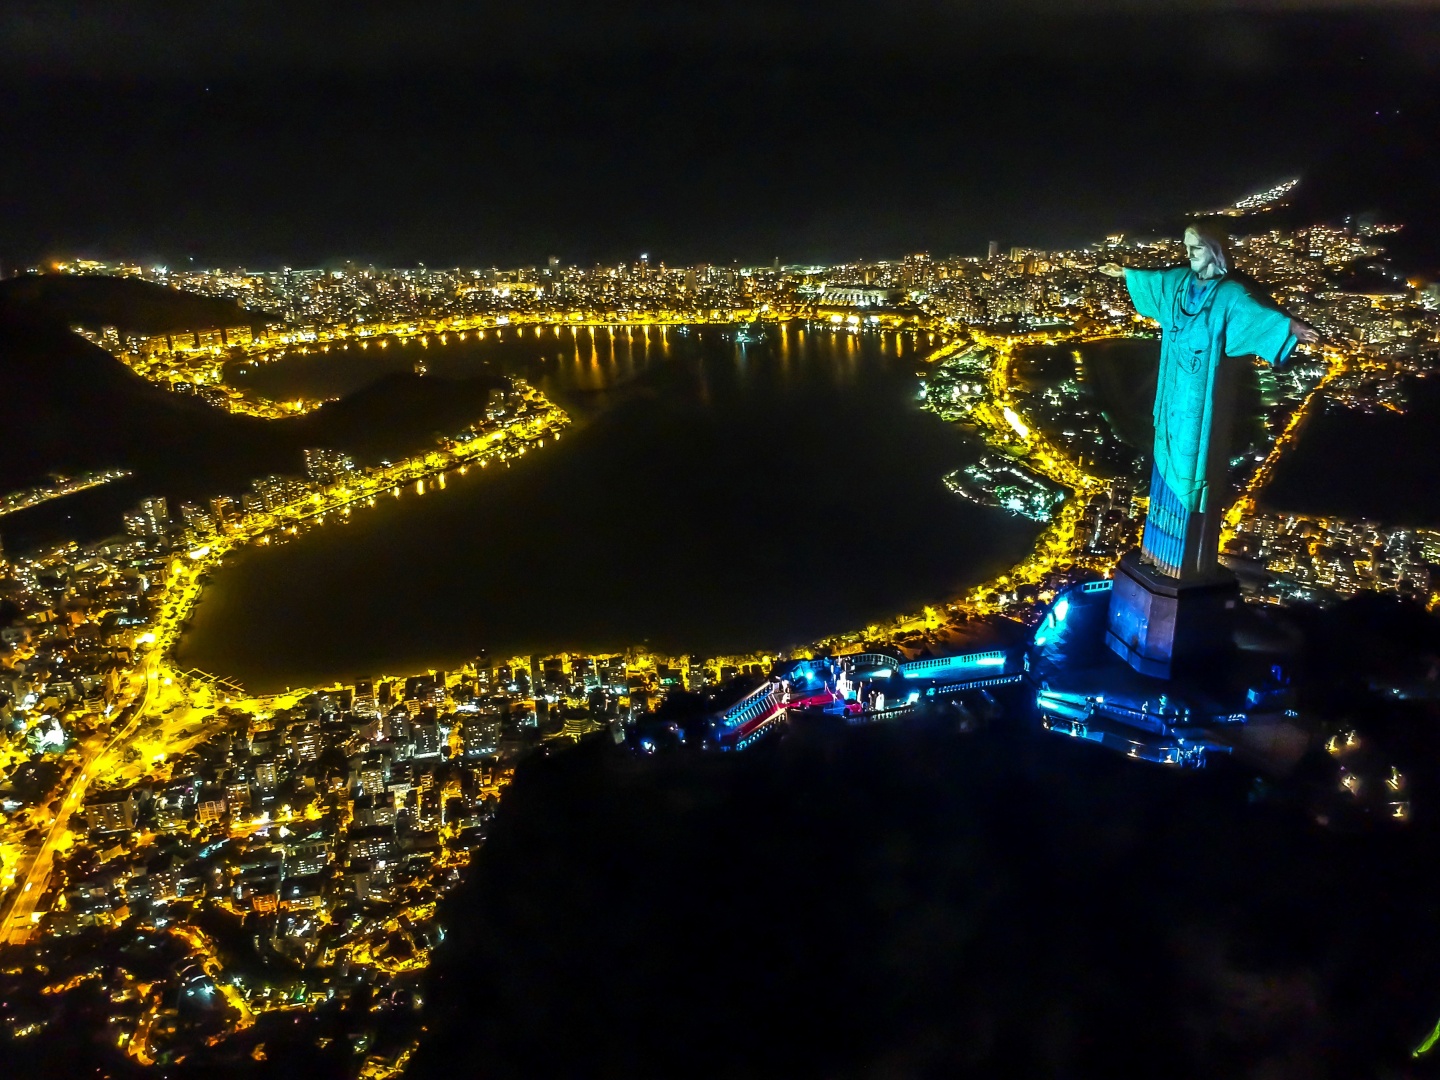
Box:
415;717;1440;1080
0;306;286;494
1268;98;1440;275
0;293;505;544
1128;98;1439;278
0;273;276;336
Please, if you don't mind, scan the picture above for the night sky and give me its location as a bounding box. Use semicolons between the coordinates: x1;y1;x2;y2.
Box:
2;1;1436;268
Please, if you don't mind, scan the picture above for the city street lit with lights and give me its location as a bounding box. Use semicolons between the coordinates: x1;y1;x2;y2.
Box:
4;3;1440;1077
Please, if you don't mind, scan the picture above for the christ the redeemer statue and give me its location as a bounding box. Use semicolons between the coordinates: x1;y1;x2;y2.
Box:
1097;224;1316;676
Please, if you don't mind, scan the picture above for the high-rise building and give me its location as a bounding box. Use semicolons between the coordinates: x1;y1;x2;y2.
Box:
354;680;377;717
462;709;503;758
209;495;239;533
687;659;709;691
412;720;442;759
122;496;169;538
602;656;627;690
84;789;138;833
987;240;999;260
179;502;216;537
302;448;358;486
255;759;279;791
251;474;308;511
287;722;322;763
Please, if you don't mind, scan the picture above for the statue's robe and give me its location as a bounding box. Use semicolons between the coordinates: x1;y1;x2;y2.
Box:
1125;267;1296;580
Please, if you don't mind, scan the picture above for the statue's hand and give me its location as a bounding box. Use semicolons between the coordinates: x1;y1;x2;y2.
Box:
1098;263;1126;279
1290;318;1319;345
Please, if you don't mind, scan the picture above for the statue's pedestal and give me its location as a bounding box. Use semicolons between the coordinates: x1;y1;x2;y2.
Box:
1105;550;1239;679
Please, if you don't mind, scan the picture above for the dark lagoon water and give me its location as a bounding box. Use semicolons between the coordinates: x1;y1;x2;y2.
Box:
1017;336;1269;462
1049;337;1440;523
1016;336;1159;449
1265;375;1440;525
1017;337;1440;525
177;325;1042;690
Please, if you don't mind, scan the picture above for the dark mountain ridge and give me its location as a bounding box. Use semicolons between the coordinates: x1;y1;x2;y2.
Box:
0;305;284;494
1229;99;1440;277
0;292;504;543
0;273;276;336
1121;97;1439;278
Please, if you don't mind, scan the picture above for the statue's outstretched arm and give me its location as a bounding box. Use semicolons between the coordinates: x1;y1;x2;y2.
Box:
1224;283;1312;365
1225;274;1319;349
1112;265;1166;323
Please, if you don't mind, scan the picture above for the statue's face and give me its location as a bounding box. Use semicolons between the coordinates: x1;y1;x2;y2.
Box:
1184;229;1218;278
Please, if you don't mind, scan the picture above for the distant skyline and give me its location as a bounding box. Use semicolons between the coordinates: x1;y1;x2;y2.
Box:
3;3;1436;268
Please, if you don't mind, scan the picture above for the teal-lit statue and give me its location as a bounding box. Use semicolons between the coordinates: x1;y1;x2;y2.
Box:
1100;225;1317;580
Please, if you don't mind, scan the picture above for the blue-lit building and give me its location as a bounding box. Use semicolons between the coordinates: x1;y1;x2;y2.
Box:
707;640;1029;751
1028;575;1303;768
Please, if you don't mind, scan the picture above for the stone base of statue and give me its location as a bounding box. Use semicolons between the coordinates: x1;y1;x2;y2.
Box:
1104;550;1240;679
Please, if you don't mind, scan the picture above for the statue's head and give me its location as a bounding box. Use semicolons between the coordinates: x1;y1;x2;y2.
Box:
1183;223;1230;279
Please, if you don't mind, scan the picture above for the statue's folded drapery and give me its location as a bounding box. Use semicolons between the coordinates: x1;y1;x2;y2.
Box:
1125;266;1296;578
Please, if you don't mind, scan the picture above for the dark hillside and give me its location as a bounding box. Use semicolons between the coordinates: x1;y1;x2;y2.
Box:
0;300;510;550
287;371;514;465
415;720;1440;1080
0;307;294;494
1271;99;1440;276
0;274;275;335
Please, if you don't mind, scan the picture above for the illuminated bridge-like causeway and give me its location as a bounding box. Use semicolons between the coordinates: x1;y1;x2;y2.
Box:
711;646;1026;751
